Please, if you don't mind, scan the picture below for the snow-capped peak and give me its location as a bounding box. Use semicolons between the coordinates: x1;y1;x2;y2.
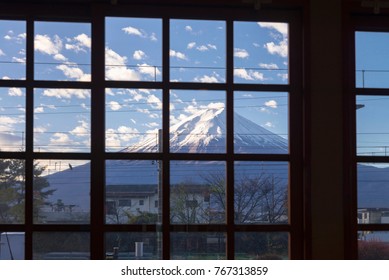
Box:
122;107;287;154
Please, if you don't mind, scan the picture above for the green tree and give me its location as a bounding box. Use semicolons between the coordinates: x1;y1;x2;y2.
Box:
0;159;54;223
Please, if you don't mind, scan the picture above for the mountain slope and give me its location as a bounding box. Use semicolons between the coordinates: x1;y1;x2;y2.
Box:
123;107;288;154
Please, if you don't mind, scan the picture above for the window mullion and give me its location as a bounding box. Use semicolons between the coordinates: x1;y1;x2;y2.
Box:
24;16;34;260
90;6;105;260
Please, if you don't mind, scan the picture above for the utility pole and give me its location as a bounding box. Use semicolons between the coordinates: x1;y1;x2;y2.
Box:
157;129;162;258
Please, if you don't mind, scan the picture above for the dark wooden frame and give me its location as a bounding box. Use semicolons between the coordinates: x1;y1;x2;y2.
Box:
0;2;304;260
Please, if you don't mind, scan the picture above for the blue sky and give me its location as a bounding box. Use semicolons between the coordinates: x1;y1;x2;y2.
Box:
0;18;289;159
356;32;389;157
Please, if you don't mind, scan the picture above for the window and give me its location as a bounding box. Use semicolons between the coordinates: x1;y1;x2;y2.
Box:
354;26;389;259
0;5;302;260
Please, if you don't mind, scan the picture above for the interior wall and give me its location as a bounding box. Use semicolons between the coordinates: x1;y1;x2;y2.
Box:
308;0;345;259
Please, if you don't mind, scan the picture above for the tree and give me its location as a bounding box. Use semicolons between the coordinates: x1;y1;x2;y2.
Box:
170;180;213;224
0;159;54;223
204;172;288;224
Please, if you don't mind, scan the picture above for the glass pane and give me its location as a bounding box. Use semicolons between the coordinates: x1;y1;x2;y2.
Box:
234;22;288;84
34;21;91;81
234;91;288;154
105;17;162;81
34;88;91;152
0;232;24;259
105;232;161;259
235;232;288;259
356;96;389;156
170;90;225;153
235;162;288;224
357;163;389;224
0;159;24;224
106;88;162;152
171;161;225;224
0;20;25;80
0;87;25;151
34;160;90;224
33;232;90;259
356;32;389;88
106;160;160;224
170;19;225;83
359;231;389;259
171;232;226;259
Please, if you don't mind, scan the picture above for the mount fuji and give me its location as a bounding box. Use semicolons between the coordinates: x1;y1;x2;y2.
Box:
42;108;288;212
122;107;288;154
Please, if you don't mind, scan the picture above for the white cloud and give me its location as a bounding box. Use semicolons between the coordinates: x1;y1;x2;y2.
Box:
122;26;144;37
34;34;63;56
8;88;23;97
265;121;275;128
150;32;158;41
12;57;26;63
81;103;90;110
108;101;122;111
194;75;219;83
105;48;127;66
264;40;288;58
170;49;188;60
253;42;261;48
265;100;278;108
34;107;44;113
234;69;266;81
137;63;161;78
4;32;26;42
105;47;141;81
259;63;279;70
105;128;121;149
70;120;89;137
146;122;159;128
182;101;224;116
185;25;193;32
234;48;249;59
129;90;144;102
234;69;252;80
207;102;225;110
74;33;91;49
65;43;84;53
106;67;140;81
133;50;146;60
117;126;140;142
42;88;91;99
0;49;5;56
251;71;265;80
257;22;288;37
149;113;159;119
196;44;217;52
0;116;23;125
18;33;26;40
197;45;209;52
56;64;89;81
258;22;288;58
187;42;196;49
50;133;70;145
278;73;288;81
34;126;47;133
53;54;67;61
137;108;151;115
147;94;162;109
